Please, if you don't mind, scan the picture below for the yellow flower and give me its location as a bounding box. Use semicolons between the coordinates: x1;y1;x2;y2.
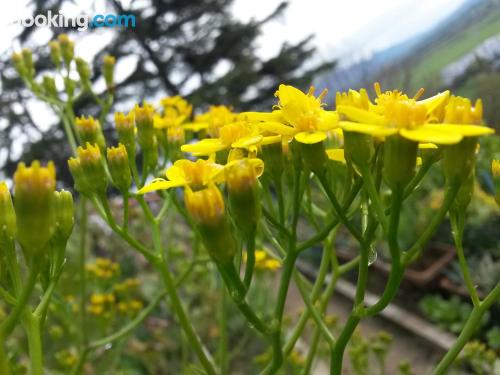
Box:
181;122;263;156
160;95;193;118
255;84;339;144
185;183;225;225
183;105;237;136
337;84;493;144
137;158;224;194
244;250;282;271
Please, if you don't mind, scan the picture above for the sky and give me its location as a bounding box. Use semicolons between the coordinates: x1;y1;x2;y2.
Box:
0;0;468;63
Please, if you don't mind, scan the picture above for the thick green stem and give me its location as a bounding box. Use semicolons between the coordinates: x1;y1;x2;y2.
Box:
78;199;88;351
433;283;500;375
244;228;256;289
24;313;43;375
218;285;229;374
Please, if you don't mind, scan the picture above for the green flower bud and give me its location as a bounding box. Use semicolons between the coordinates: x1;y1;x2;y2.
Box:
107;144;132;193
451;172;474;216
58;34;74;67
49;41;61;68
42;75;58;98
185;184;236;265
11;52;27;77
69;143;108;196
300;140;328;174
103;55;116;88
21;48;35;79
134;103;156;150
143;136;159;174
115;112;136;159
75;57;91;86
261;140;285;181
225;159;263;236
343;131;374;174
383;135;418;190
75;116;106;151
13;161;56;254
442;137;478;186
52;190;74;245
0;182;16;245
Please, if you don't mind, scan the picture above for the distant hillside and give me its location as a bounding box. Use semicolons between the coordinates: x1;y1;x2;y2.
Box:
319;0;500;94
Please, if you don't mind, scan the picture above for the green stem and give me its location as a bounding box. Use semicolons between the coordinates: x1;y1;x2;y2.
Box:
78;199;88;350
451;214;480;307
364;186;404;316
360;166;388;234
0;333;10;375
24;313;43;375
433;283;500;375
155;259;217;375
218;284;229;374
0;261;40;337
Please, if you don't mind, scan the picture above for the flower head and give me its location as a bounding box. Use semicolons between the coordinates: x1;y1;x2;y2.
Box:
0;182;16;244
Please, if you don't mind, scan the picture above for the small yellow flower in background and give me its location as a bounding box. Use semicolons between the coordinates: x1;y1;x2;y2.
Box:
138;158;224;194
167;126;186;144
114;278;141;293
160;95;193;118
55;349;78;368
255;84;339;144
289;350;306;366
244;250;281;271
86;257;120;279
88;292;115;316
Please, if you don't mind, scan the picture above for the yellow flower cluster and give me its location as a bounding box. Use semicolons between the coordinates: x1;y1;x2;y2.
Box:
86;257;120;279
88;292;115;316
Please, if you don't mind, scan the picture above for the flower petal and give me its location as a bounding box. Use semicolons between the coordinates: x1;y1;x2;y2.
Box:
400;125;463;145
326;148;345;163
181;139;227;155
232;135;263;148
137;179;185;194
239;111;284;122
419;90;450;113
183;122;209;132
340;121;398;137
318;111;339;131
258;121;296;136
418;143;438;149
294;131;327;144
439;124;495;137
337;105;385;125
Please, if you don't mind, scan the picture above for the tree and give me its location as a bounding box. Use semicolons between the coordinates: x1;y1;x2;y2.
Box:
0;0;335;179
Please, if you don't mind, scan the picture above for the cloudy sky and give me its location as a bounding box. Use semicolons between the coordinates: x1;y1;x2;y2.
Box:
1;0;467;63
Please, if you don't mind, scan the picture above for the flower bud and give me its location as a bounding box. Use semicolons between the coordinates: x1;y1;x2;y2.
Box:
492;159;500;206
49;41;61;68
14;161;56;253
52;190;74;245
42;75;58;98
75;57;91;85
185;184;236;264
383;135;418;190
442;137;477;186
21;48;35;79
134;103;155;149
225;159;263;235
75;116;106;151
451;172;474;216
107;144;132;193
343;131;374;174
300;140;328;174
143;136;159;174
11;52;26;77
58;34;74;67
115;111;136;158
103;55;115;88
69;143;108;195
0;182;16;245
262;141;285;180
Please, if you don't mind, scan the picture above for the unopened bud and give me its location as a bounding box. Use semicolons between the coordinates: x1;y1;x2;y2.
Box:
107;144;132;193
103;55;115;88
383;135;418;190
21;48;35;79
343;131;374;173
11;52;27;77
75;57;91;86
52;190;74;245
58;34;74;67
49;41;61;68
442;137;478;186
14;161;56;253
42;75;58;98
225;159;263;235
0;182;16;245
185;184;236;264
69;143;108;195
134;103;155;149
75;116;106;151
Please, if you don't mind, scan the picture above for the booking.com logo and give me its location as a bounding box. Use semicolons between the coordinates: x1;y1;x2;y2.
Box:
12;10;136;31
